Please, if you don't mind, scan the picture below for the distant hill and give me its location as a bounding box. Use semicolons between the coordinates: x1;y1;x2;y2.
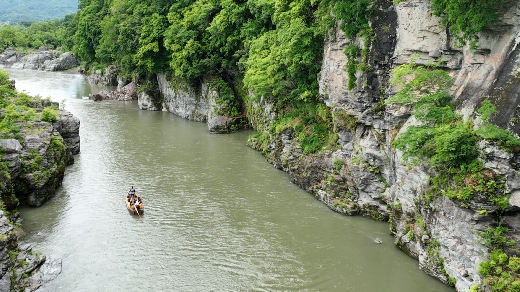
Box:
0;0;78;23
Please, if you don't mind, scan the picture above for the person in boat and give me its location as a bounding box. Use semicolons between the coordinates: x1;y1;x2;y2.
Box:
128;186;136;200
134;198;140;210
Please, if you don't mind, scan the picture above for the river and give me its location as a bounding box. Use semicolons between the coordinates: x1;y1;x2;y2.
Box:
4;68;453;292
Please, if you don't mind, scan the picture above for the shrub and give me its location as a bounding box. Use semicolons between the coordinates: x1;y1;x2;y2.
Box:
476;123;520;152
478;226;509;250
431;122;478;168
41;107;58;123
508;257;520;273
431;0;507;48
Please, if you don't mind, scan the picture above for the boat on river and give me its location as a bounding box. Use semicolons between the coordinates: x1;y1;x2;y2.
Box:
126;196;144;215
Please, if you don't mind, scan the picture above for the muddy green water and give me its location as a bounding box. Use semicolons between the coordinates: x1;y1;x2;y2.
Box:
5;68;453;292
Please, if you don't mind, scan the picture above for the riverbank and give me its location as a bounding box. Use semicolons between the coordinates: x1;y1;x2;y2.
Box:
0;68;80;290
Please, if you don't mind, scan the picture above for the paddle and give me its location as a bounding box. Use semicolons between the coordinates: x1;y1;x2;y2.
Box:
134;202;141;218
133;198;141;218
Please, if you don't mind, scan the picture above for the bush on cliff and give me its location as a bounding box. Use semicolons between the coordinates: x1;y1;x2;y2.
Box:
41;107;58;123
389;59;520;292
0;69;60;137
477;226;520;292
475;99;520;153
387;60;516;209
431;0;508;48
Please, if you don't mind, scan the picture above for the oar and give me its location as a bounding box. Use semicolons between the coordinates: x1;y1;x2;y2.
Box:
134;203;141;218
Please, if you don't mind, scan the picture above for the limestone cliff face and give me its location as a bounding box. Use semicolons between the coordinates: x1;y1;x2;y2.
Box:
156;73;213;122
249;0;520;291
154;74;248;133
0;106;80;207
0;102;77;290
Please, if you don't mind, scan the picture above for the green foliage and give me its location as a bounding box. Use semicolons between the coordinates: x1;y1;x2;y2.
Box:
479;248;520;292
474;99;520;152
50;136;66;157
388;60;454;113
0;70;9;86
243;2;324;105
344;44;359;90
271;101;333;154
0;161;11;193
509;257;520;273
392;121;479;169
0;70;63;147
478;99;497;122
431;122;479;167
41;107;58;123
322;0;374;39
0;104;37;136
73;0;106;64
8;250;18;263
431;0;508;48
0;25;27;50
334;159;345;174
135;13;169;74
0;17;77;51
388;63;514;210
209;78;241;117
476;122;520;153
479;225;509;250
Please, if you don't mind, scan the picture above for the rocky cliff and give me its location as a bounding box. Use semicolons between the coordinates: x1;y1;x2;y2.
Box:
268;0;517;291
0;106;80;207
90;71;249;133
249;0;520;291
0;78;80;290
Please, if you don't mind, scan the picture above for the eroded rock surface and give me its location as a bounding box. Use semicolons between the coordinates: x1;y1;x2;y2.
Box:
0;48;79;71
250;1;520;291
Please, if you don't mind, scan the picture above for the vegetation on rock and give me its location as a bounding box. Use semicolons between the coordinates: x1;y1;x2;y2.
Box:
0;69;67;201
431;0;508;48
387;59;519;209
387;60;520;291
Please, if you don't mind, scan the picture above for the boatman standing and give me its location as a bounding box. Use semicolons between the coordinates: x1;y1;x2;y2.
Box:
128;186;136;201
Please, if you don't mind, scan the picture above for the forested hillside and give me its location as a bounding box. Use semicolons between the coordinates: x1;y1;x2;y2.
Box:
0;0;77;23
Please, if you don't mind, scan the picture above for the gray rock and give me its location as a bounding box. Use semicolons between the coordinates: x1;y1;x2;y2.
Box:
43;52;79;71
112;81;138;101
208;116;231;133
0;139;22;153
0;48;64;70
23;258;62;292
56;110;81;157
88;90;111;101
86;65;119;86
157;73;212;122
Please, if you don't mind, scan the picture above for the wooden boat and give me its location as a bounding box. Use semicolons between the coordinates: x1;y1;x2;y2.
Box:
126;195;144;215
